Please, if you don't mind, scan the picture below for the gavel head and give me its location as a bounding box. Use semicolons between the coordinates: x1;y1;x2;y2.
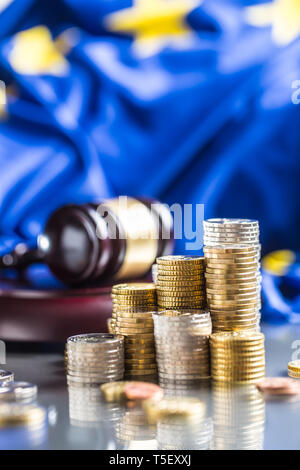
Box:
39;197;174;285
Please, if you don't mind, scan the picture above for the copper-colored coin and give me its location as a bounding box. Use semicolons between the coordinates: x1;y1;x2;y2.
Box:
255;377;300;395
123;382;163;401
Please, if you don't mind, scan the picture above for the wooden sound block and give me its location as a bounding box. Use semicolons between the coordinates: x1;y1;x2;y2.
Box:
0;266;142;343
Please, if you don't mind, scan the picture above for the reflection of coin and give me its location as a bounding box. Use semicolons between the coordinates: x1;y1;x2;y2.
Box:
0;371;14;384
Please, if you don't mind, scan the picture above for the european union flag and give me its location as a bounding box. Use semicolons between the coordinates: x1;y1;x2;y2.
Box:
0;0;300;320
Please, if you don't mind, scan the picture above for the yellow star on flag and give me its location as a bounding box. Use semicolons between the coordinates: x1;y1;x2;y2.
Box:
246;0;300;46
9;26;69;76
105;0;201;57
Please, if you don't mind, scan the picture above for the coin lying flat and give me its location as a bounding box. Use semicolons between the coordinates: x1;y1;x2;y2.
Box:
65;333;125;384
256;377;300;396
123;382;163;402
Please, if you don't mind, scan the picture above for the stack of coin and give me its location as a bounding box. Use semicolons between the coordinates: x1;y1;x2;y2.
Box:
212;383;265;450
204;245;261;332
204;219;260;252
68;383;123;428
156;256;206;310
65;333;124;385
210;331;265;383
153;310;211;383
111;283;157;379
288;361;300;379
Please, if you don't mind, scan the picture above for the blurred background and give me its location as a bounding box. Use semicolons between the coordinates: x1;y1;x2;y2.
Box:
0;0;300;323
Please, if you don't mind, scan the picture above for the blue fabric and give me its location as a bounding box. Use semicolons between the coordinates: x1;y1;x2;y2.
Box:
0;0;300;320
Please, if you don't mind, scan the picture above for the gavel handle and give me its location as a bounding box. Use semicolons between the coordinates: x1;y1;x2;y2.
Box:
0;243;45;270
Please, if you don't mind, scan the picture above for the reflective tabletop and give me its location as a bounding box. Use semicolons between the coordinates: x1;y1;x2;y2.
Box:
3;323;300;450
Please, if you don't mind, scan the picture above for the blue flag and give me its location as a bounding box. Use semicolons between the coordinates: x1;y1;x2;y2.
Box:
0;0;300;319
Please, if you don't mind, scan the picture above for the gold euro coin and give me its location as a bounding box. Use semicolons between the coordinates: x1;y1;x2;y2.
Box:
157;255;205;265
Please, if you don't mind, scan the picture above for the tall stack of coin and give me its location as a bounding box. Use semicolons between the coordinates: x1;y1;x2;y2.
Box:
210;331;265;383
212;383;265;450
153;311;211;383
203;219;261;332
65;333;124;385
111;283;157;379
156;256;206;310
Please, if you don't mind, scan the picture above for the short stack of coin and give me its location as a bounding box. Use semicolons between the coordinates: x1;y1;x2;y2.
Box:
204;245;261;332
65;333;124;385
111;283;157;379
212;383;265;450
204;219;260;253
287;361;300;379
210;331;265;383
153;310;211;383
156;256;206;310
